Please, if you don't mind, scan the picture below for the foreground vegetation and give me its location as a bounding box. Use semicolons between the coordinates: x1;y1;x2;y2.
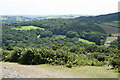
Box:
2;62;118;78
2;44;120;73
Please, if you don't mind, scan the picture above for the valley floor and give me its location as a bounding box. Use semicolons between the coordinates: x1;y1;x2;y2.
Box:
0;62;118;78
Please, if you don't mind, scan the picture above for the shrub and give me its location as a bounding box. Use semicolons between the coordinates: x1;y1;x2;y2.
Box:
97;55;105;62
66;61;73;68
31;54;41;65
6;46;14;51
2;50;11;61
97;61;104;66
9;51;21;62
19;49;34;64
91;61;97;66
110;59;119;68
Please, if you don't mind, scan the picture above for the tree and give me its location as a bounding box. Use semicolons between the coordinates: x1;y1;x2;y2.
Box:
66;31;79;38
40;31;53;38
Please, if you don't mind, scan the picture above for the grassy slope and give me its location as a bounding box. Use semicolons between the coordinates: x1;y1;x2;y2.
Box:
11;26;45;30
97;24;118;34
52;35;95;45
102;22;119;28
106;37;118;42
79;38;95;44
2;62;118;78
52;35;66;39
38;64;118;78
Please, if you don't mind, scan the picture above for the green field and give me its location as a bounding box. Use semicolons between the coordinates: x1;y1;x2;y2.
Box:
52;36;95;44
98;24;118;34
11;26;45;30
79;38;95;44
106;37;118;42
102;22;119;28
52;35;66;39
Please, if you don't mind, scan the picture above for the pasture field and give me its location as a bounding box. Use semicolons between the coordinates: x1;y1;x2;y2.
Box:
52;35;66;39
98;24;118;34
11;26;45;30
102;22;119;28
112;33;120;37
79;38;95;44
104;37;118;46
106;37;118;42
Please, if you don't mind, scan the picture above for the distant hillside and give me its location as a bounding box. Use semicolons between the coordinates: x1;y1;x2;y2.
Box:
3;12;120;48
76;12;119;23
1;16;36;23
1;15;82;23
76;12;119;34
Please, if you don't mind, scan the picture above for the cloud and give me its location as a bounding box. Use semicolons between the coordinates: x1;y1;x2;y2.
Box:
0;0;119;15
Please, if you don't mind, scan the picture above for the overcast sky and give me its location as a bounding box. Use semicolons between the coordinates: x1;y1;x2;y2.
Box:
0;0;119;15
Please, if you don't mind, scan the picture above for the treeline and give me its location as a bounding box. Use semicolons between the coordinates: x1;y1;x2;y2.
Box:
76;12;119;23
2;45;120;72
1;16;37;23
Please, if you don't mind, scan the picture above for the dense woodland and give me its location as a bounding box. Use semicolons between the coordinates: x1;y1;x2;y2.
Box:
1;12;120;72
3;18;106;46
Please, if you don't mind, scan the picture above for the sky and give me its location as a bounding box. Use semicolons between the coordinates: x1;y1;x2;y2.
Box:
0;0;119;15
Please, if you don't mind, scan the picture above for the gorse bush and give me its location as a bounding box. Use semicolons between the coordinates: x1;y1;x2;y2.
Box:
2;50;11;61
19;49;35;64
9;51;20;62
66;61;73;68
1;45;120;70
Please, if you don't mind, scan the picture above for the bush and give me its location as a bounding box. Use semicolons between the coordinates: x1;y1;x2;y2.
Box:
1;45;120;71
66;61;73;68
110;59;119;68
2;50;11;61
31;54;41;65
91;62;97;66
9;51;21;62
19;49;34;64
97;55;105;62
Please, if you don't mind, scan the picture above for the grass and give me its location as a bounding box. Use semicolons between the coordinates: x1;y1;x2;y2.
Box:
11;26;45;30
79;38;95;44
97;23;119;34
37;35;40;38
106;37;118;42
104;44;110;46
99;24;118;34
37;64;118;78
2;62;118;78
104;37;118;46
103;22;119;28
52;35;66;39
